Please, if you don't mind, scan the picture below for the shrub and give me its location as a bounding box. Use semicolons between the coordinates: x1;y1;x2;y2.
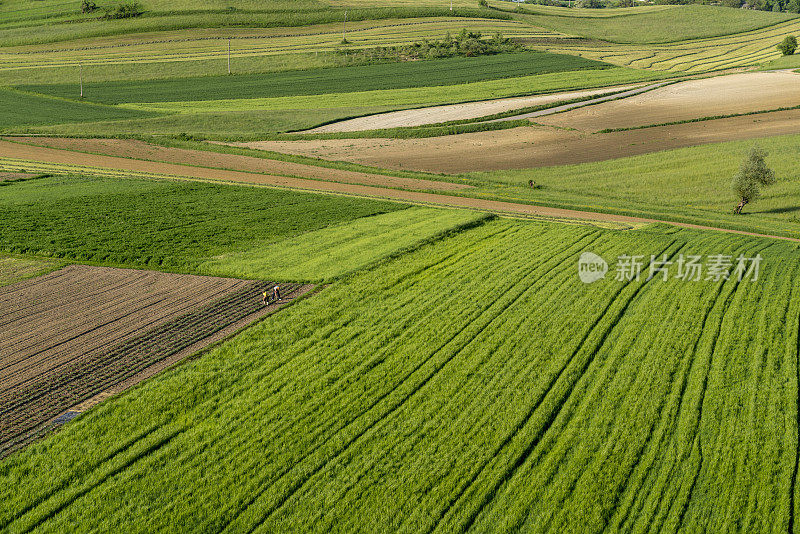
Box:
777;35;798;55
103;1;143;19
81;0;97;13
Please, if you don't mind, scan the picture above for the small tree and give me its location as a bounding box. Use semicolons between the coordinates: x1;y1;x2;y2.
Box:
731;146;776;214
777;35;798;55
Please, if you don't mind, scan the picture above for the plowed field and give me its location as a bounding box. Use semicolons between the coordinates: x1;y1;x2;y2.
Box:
0;265;307;455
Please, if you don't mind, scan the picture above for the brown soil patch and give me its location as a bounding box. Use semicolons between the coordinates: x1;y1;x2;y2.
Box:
242;109;800;173
0;264;306;456
305;84;644;132
4;137;469;191
0;172;36;181
537;70;800;132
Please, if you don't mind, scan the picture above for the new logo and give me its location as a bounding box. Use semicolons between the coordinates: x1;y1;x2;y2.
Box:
578;252;608;284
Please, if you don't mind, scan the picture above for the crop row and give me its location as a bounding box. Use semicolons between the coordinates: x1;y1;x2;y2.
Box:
20;51;610;105
0;19;546;69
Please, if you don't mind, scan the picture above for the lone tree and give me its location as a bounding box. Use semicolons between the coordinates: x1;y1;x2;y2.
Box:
777;35;798;56
732;146;776;214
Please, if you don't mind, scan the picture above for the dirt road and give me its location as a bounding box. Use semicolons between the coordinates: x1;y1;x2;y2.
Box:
1;138;796;243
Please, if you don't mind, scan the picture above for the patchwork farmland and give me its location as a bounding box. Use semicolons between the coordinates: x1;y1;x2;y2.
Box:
3;221;800;532
3;0;800;531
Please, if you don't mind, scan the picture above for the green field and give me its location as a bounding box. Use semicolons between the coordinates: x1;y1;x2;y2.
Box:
514;4;796;44
545;17;800;73
0;174;407;271
20;52;611;105
0;0;322;24
199;207;489;281
16;107;413;137
2;218;798;531
0;89;156;129
4;0;800;529
0;174;492;280
469;132;800;239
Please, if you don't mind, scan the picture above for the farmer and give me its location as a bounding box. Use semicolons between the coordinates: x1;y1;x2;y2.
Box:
262;290;269;306
273;285;281;302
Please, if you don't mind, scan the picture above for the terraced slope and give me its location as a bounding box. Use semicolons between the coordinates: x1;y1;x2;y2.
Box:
546;17;800;72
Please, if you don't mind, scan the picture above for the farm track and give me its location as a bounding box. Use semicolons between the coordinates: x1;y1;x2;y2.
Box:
1;138;798;244
0;265;306;457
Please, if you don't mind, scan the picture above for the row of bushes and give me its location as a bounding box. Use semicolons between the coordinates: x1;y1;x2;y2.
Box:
81;0;143;19
338;29;523;61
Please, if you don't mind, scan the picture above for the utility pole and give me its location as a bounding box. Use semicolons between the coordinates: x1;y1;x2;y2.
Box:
342;10;347;42
227;38;231;75
79;63;83;98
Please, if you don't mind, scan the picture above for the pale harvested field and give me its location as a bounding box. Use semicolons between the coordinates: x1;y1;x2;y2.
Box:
0;264;303;454
306;84;644;132
4;137;469;191
537;70;800;132
246;109;800;173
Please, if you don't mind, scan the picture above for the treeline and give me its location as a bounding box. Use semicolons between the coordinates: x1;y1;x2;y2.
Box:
655;0;799;12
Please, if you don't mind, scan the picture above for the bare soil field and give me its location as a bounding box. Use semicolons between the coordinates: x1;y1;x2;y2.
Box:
536;70;800;132
244;109;800;173
0;264;306;455
4;137;469;191
305;84;645;132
